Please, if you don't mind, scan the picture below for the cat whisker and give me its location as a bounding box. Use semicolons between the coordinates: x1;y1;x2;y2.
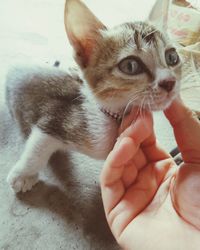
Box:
190;53;200;72
127;39;138;50
140;95;147;121
72;94;84;102
120;93;143;129
148;93;154;105
120;88;147;128
120;101;133;130
72;85;108;102
141;47;149;53
133;95;144;124
143;29;157;41
137;91;149;116
146;98;151;112
72;83;108;102
181;86;200;91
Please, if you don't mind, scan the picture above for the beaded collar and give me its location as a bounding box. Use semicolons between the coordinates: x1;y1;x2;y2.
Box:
100;107;122;122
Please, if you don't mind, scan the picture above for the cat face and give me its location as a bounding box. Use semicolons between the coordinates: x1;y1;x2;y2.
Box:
65;0;182;113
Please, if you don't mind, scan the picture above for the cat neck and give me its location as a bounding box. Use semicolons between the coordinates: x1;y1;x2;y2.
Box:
100;107;122;122
81;81;123;122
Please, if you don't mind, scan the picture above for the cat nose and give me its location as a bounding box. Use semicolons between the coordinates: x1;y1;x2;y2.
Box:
158;78;176;92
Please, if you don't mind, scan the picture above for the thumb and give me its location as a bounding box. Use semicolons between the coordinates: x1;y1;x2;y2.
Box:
164;97;194;126
164;97;200;163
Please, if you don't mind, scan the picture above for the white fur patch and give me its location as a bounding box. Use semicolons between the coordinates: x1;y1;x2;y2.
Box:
7;126;64;192
79;83;118;159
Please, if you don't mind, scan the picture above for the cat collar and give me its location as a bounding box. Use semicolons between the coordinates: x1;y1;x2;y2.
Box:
100;108;122;122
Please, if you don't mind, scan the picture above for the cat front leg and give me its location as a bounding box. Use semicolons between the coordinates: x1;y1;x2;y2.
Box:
7;126;64;193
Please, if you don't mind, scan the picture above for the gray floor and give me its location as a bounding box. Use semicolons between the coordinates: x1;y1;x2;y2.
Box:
0;0;187;249
0;103;120;250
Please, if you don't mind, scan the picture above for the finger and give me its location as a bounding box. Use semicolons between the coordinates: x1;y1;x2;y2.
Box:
164;97;200;163
101;113;154;216
101;137;138;213
119;107;139;134
101;113;153;195
133;148;147;170
142;133;171;162
122;162;138;189
119;111;153;146
108;159;173;238
120;110;170;163
164;96;195;126
119;108;172;163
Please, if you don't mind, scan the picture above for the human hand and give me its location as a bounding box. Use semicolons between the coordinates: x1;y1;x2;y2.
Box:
164;97;200;230
100;101;200;250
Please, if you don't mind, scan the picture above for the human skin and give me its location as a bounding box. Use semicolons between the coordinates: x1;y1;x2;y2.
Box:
100;98;200;250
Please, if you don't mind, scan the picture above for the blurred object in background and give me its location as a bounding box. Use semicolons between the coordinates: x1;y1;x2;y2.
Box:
186;0;200;10
151;0;200;116
170;0;200;116
169;0;200;46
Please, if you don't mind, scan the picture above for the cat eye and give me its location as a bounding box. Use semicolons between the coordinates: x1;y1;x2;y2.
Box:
118;57;144;75
165;48;180;66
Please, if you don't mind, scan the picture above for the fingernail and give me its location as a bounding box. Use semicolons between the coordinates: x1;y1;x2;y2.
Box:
114;137;126;150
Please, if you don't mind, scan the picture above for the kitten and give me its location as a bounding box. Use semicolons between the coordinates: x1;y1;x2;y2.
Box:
6;0;182;193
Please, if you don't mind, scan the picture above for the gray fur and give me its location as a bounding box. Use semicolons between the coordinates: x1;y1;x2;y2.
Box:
6;66;89;144
5;0;182;193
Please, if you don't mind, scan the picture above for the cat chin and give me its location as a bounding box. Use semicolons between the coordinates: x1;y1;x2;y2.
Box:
151;104;170;111
97;90;178;114
149;89;178;111
150;98;176;111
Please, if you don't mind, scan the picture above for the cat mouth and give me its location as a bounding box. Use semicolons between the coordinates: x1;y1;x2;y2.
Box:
149;91;177;111
100;90;177;121
100;99;170;121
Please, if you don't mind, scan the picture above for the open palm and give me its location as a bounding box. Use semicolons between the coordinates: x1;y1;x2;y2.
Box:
101;107;200;250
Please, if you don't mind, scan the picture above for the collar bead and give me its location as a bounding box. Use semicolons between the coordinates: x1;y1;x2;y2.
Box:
100;108;122;122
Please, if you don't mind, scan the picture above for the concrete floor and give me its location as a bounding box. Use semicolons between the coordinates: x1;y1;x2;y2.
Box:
0;0;198;249
0;104;119;250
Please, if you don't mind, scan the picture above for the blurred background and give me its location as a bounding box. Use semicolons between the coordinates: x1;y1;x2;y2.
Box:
0;1;199;250
0;0;156;66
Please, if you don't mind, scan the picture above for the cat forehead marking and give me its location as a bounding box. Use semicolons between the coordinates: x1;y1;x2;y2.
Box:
102;22;166;51
102;22;168;71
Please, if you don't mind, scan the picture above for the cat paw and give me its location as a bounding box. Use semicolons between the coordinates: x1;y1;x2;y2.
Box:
7;171;39;193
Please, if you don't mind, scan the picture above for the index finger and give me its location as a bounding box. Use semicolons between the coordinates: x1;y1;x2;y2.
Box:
100;113;153;214
119;111;153;146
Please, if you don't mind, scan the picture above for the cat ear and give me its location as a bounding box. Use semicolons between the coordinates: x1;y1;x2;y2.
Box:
64;0;106;68
148;0;170;31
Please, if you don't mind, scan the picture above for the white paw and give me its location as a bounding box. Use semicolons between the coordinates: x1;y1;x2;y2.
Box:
7;171;39;193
